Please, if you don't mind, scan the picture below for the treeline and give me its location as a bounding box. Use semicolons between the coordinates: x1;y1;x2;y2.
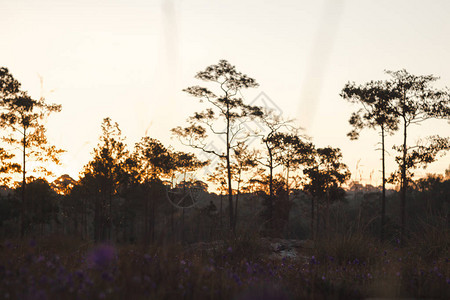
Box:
0;61;449;244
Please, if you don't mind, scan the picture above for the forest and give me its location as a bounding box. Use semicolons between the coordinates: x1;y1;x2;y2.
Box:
0;61;449;299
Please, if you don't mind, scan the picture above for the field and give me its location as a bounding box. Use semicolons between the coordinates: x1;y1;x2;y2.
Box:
1;230;448;300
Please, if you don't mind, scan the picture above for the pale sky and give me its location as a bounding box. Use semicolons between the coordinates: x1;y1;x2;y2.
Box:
1;0;449;186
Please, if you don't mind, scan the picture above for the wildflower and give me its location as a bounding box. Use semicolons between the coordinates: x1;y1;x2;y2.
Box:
232;273;242;285
321;275;326;280
144;254;152;262
87;244;117;269
446;278;450;284
227;246;233;253
310;256;317;265
180;260;186;265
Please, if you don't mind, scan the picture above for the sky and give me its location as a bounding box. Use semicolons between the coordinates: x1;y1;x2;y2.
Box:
1;0;449;187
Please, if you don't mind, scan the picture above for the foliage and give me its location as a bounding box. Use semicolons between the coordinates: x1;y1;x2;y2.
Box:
304;147;350;199
172;60;262;231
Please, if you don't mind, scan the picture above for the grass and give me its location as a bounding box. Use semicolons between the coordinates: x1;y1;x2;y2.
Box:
0;232;449;299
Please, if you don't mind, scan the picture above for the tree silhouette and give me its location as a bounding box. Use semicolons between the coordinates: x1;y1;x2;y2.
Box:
0;68;62;237
172;60;262;232
131;136;206;242
255;111;292;227
271;132;314;199
23;178;59;236
51;174;77;195
0;68;22;184
304;147;350;239
341;80;399;240
385;69;450;243
80;118;129;241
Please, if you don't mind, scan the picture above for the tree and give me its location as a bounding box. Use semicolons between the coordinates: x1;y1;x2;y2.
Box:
0;69;62;237
255;111;292;227
0;68;22;184
304;147;350;239
271;132;314;199
51;174;77;195
341;80;399;240
172;60;262;232
132;136;206;243
209;142;257;232
386;69;450;243
80;118;129;241
23;178;59;236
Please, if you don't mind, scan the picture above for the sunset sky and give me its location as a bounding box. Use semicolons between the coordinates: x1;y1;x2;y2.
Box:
1;0;449;186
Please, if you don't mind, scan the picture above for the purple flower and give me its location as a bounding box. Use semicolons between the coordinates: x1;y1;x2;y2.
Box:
227;246;233;253
232;273;242;285
87;244;117;269
144;254;152;262
75;270;84;279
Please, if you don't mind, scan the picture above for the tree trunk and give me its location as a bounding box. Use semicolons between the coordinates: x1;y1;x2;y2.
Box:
226;103;234;233
20;128;26;238
311;196;315;240
381;126;386;241
268;145;274;229
220;193;223;233
234;191;239;231
400;115;407;245
316;200;320;238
